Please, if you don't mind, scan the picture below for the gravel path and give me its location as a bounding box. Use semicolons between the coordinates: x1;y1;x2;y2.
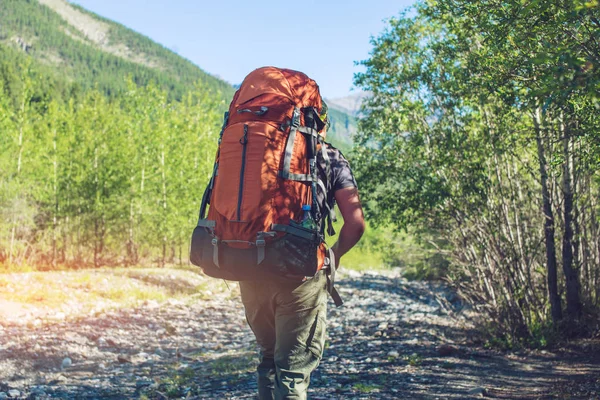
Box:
1;269;599;399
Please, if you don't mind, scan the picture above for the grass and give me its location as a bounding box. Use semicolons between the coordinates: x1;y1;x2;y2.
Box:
146;351;258;399
405;352;423;367
0;266;230;321
353;382;381;393
327;212;388;271
206;351;257;376
326;208;447;276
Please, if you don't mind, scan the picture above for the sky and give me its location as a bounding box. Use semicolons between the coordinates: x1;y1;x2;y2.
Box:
69;0;415;99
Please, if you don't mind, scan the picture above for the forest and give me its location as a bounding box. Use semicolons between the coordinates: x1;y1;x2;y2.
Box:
1;0;599;351
354;0;600;344
0;59;226;269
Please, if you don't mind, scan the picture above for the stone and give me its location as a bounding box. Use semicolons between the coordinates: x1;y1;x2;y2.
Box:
467;387;487;397
437;344;457;357
135;379;153;389
7;390;19;398
117;354;132;364
30;387;46;396
155;348;168;358
61;357;72;369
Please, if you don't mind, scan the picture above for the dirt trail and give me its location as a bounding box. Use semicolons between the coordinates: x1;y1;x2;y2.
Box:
0;269;599;399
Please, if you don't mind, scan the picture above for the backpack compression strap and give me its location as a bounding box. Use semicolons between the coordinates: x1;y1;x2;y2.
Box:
280;108;313;181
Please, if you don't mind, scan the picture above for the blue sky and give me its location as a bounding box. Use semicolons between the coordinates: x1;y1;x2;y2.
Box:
69;0;414;98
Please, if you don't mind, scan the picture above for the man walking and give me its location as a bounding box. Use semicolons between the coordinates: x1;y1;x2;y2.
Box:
190;67;365;399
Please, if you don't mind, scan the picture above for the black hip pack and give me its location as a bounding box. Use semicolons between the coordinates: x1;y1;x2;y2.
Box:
190;220;321;282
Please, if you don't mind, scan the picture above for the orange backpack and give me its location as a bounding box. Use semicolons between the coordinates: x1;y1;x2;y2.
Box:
190;67;342;305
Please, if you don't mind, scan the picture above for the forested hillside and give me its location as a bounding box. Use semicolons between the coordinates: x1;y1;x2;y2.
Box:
355;0;600;343
0;0;234;101
325;107;356;152
0;0;356;146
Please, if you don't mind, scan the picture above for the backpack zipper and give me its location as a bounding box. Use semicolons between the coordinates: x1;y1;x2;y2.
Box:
237;124;249;221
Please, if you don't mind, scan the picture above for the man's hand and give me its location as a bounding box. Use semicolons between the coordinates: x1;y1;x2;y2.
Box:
331;186;365;265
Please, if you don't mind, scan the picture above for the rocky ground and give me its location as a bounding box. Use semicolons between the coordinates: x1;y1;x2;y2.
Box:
1;268;599;399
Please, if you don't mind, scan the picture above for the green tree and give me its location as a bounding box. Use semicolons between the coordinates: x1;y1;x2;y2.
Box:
355;1;600;341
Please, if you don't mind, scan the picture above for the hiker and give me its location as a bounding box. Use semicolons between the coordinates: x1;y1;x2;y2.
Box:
190;67;365;399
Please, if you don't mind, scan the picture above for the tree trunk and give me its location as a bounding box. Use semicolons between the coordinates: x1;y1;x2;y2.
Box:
94;146;100;268
534;108;562;323
560;118;582;318
9;83;27;266
161;149;167;268
590;180;600;306
52;124;58;269
127;198;137;266
179;242;183;266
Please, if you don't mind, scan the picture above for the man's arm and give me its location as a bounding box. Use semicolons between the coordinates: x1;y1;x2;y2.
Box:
331;186;365;263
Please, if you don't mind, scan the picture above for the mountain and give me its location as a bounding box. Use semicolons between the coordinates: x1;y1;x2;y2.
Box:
326;92;368;117
325;106;357;153
0;0;356;149
0;0;234;101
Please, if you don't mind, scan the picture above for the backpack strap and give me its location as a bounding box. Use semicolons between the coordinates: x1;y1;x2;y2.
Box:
279;108;322;184
317;139;336;236
325;248;343;307
271;224;318;240
279;107;304;181
256;231;276;265
317;179;336;236
304;109;320;222
198;111;229;221
211;237;220;268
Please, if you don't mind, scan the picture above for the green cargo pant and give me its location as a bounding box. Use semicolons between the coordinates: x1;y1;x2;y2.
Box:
240;271;328;400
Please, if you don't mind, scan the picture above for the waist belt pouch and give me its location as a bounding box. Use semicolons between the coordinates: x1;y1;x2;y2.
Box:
190;221;320;281
189;225;209;267
270;232;319;277
190;224;256;281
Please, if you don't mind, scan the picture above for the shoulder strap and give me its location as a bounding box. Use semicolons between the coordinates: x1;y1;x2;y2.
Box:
198;111;229;222
317;140;337;236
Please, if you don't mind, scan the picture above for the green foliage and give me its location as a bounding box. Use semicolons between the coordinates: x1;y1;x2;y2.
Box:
0;64;222;267
405;352;422;367
326;212;389;271
326;107;356;152
353;383;381;393
354;0;600;343
484;318;557;351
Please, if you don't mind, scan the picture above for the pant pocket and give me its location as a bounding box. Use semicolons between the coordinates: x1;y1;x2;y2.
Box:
305;311;326;360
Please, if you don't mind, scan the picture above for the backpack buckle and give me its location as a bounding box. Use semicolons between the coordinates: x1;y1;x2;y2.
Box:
211;237;220;269
256;232;276;265
291;107;301;128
